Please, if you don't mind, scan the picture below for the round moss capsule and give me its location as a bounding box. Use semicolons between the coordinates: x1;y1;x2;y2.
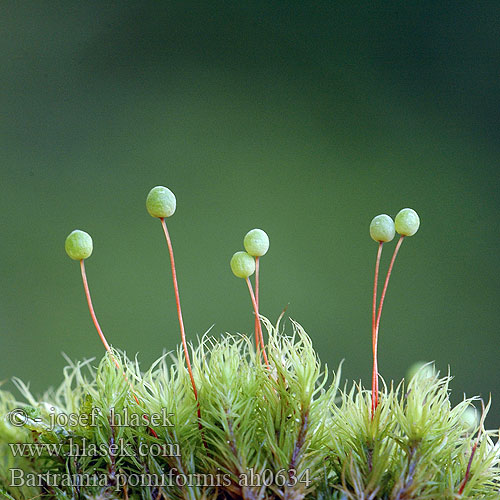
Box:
243;228;269;257
146;186;176;218
406;361;436;381
65;230;93;260
461;406;480;431
395;208;420;236
370;214;395;242
230;251;255;278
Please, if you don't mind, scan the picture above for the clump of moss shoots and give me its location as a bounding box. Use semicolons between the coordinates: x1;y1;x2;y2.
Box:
0;189;498;500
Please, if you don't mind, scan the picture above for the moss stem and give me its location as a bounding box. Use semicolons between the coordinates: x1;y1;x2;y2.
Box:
255;256;261;355
372;235;405;415
79;259;141;406
159;218;206;444
159;218;198;399
371;242;383;418
245;277;269;368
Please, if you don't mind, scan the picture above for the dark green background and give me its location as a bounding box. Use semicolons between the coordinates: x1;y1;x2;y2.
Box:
1;2;499;424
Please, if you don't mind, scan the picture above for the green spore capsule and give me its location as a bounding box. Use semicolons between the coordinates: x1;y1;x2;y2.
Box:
146;186;176;218
407;361;437;381
460;406;480;431
370;214;395;242
65;230;93;260
244;228;269;257
395;208;420;236
230;251;255;278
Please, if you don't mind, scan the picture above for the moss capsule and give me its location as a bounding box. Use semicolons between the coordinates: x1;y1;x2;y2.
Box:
395;208;420;236
146;186;176;218
461;406;480;431
407;361;437;381
230;251;255;278
244;228;269;257
65;230;93;260
370;214;395;242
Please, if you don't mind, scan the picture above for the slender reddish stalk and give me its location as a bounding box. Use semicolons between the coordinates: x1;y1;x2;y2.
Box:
459;403;485;494
372;235;405;415
246;277;269;368
80;259;112;353
254;256;261;354
159;218;203;424
371;242;383;418
375;235;405;335
458;442;477;495
79;259;140;406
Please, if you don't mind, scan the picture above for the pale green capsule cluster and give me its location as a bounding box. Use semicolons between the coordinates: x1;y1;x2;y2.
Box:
230;228;269;278
146;186;176;218
66;184;177;261
230;251;255;279
65;230;93;260
370;208;420;241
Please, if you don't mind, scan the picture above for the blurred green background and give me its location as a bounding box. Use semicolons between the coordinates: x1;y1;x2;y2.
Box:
1;2;499;424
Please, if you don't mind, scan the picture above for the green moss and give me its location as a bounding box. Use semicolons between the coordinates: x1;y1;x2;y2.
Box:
0;320;498;499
